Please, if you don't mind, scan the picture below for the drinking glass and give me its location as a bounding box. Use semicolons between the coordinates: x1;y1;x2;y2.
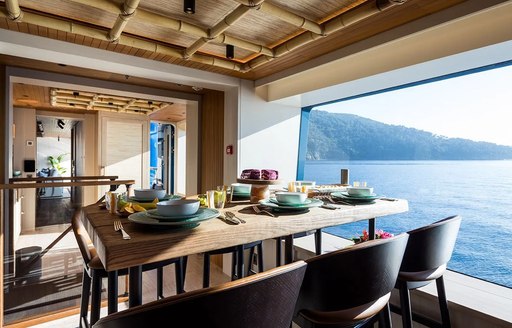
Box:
207;189;226;209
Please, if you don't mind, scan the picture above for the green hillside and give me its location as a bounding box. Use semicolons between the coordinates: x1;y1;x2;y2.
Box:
306;111;512;160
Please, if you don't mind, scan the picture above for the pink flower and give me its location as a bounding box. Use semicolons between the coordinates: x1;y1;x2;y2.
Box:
353;229;394;243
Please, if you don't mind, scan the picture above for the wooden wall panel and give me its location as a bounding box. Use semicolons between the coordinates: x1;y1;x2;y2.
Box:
1;64;6;327
200;90;224;193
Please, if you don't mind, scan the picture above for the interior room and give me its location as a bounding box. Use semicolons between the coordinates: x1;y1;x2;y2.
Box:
1;0;512;327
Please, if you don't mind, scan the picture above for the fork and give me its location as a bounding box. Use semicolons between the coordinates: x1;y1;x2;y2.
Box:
252;205;275;217
114;220;131;240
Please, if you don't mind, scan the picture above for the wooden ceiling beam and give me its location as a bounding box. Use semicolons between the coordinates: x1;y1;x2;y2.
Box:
184;3;258;59
242;0;407;72
0;8;242;71
67;0;270;61
234;0;324;35
108;0;141;42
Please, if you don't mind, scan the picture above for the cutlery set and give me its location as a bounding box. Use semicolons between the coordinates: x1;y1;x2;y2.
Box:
219;211;246;224
252;205;275;217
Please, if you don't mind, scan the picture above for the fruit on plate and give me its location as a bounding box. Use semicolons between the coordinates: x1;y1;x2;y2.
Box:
132;204;146;212
117;198;160;213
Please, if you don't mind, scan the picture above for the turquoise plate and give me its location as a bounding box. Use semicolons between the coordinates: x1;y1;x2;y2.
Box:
331;192;380;201
269;198;312;207
128;208;219;226
145;208;210;221
259;198;322;210
128;194;182;202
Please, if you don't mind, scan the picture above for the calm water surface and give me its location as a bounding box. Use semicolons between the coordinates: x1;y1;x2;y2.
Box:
304;160;512;288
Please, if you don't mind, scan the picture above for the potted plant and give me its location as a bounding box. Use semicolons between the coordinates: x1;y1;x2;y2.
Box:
48;153;68;175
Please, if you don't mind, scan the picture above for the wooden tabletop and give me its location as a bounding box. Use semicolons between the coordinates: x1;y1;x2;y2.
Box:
81;199;408;271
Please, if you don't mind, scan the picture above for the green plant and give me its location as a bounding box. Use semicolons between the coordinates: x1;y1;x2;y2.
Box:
48;153;68;175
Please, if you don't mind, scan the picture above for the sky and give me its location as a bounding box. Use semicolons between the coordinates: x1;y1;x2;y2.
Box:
318;64;512;146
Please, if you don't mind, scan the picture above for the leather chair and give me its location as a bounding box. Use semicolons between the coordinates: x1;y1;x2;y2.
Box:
294;233;409;328
203;241;263;287
93;260;308;328
394;215;461;328
71;208;186;327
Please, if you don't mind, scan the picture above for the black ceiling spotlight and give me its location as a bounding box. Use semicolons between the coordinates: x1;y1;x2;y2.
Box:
57;119;65;129
184;0;195;14
226;44;234;59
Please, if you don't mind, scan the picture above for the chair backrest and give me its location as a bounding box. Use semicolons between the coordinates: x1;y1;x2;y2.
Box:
71;207;97;266
93;260;307;328
400;215;461;273
295;233;409;313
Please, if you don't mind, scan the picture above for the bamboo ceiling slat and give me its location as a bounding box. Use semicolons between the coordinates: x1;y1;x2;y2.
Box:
0;0;470;78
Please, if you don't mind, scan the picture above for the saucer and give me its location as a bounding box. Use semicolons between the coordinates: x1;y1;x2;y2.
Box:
259;198;322;210
269;198;312;207
145;208;209;220
331;191;380;201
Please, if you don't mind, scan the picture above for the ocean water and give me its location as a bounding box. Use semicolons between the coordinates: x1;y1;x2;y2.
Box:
304;160;512;288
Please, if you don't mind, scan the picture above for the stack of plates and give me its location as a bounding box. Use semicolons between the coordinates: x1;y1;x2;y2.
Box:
330;191;380;204
128;208;219;229
259;198;323;211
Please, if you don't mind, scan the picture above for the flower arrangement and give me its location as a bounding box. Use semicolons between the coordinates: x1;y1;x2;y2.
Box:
352;229;394;244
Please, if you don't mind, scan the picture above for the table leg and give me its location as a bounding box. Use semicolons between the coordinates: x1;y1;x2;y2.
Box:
107;271;118;314
275;237;282;266
284;235;294;264
129;266;142;307
236;244;244;279
368;218;376;240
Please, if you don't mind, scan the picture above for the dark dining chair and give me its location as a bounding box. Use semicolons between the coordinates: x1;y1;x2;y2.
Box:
203;240;264;287
293;233;409;328
394;215;462;328
93;260;308;328
71;208;186;327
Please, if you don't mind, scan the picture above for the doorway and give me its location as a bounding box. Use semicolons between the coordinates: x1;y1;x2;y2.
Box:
35;116;76;227
150;122;176;194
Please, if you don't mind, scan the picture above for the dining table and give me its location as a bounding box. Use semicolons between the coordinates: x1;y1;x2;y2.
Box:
80;196;408;310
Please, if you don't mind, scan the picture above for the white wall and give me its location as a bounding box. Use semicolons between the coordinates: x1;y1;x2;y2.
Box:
238;80;302;184
184;102;199;196
176;120;186;195
36;137;71;175
12;107;37;233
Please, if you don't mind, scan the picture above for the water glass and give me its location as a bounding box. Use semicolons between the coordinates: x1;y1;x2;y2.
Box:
206;189;226;209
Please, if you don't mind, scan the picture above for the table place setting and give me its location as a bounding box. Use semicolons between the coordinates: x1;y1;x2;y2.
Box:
257;191;323;214
126;197;219;229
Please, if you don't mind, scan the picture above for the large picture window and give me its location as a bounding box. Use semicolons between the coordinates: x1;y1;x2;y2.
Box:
300;63;512;288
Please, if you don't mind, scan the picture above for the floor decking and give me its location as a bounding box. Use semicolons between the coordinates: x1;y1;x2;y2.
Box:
6;253;231;327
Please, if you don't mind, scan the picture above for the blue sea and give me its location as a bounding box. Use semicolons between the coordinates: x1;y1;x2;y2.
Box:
304;160;512;288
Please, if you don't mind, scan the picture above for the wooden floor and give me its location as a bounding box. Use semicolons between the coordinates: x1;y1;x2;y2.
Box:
5;253;231;327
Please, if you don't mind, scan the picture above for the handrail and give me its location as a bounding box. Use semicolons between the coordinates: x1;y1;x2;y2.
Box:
9;175;119;183
0;180;135;190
